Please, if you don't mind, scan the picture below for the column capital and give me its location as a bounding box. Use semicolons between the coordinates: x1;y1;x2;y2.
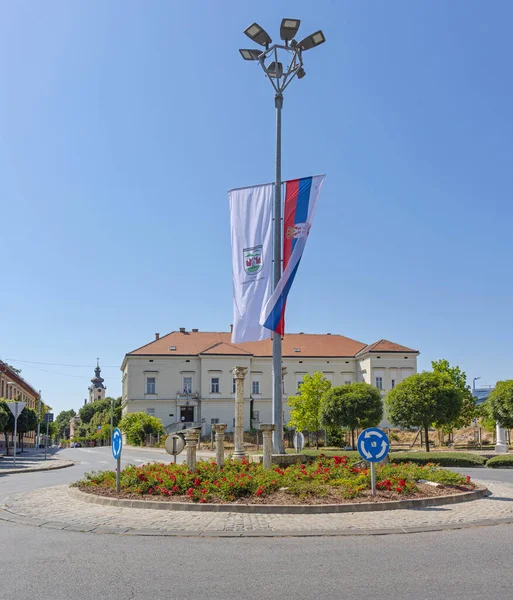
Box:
212;423;227;434
184;430;200;444
260;423;276;433
233;366;248;380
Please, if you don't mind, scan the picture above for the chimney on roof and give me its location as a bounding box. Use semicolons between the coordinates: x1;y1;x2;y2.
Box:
155;333;160;340
192;328;199;333
230;324;233;333
179;327;186;333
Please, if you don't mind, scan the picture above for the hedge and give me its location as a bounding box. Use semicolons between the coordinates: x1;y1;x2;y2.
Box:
389;452;486;467
486;454;513;468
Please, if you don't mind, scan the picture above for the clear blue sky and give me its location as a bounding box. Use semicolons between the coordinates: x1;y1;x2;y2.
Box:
1;1;512;415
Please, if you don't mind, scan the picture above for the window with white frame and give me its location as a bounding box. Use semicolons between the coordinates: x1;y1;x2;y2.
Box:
182;376;193;394
344;380;351;385
391;379;396;389
232;378;236;394
296;379;304;394
252;410;260;424
375;376;383;390
146;376;156;394
211;377;220;394
252;380;260;394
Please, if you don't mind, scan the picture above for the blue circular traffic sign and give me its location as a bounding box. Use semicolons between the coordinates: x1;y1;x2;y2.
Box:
357;427;390;463
112;427;122;459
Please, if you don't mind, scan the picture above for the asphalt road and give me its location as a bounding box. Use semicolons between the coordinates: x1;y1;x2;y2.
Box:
1;449;513;600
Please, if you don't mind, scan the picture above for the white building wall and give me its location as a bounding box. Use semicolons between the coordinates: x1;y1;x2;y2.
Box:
122;352;418;435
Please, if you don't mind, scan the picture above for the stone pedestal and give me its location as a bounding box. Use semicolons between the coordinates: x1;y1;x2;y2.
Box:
212;423;227;468
184;430;200;471
232;366;248;461
495;423;509;453
260;423;276;469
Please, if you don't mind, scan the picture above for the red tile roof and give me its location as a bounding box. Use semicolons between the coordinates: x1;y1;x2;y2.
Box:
127;331;418;359
356;339;418;355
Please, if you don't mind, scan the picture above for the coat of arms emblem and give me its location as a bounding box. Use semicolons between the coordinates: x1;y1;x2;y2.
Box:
243;245;263;275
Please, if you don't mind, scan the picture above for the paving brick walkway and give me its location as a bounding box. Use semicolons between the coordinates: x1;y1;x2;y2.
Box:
2;479;513;536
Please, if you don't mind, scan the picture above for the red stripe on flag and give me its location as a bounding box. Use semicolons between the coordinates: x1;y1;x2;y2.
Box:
277;179;300;335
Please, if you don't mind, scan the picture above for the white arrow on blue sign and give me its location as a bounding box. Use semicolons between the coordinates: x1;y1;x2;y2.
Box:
112;427;123;459
357;427;390;463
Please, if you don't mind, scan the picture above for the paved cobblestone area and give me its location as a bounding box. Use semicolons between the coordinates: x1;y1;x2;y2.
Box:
1;479;513;536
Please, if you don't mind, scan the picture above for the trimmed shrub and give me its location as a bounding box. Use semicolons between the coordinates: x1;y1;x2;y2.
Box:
486;454;513;468
389;452;486;467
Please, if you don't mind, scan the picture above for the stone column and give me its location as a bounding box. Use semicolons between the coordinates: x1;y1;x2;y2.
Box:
495;423;509;453
232;366;248;461
260;423;275;469
184;430;200;471
212;423;227;468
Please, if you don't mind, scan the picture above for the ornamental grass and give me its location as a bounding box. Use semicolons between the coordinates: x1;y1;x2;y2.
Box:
75;454;473;504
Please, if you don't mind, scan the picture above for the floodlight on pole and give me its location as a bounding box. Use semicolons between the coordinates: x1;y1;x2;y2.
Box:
244;22;272;48
239;49;264;61
280;19;301;43
239;18;325;454
298;30;326;51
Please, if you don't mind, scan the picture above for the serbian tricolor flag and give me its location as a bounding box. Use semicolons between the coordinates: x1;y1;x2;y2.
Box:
260;174;325;334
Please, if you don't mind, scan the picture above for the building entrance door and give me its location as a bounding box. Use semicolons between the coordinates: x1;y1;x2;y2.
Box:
180;406;194;423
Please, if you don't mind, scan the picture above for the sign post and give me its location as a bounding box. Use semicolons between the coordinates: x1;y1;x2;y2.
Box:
357;427;390;497
43;413;54;460
6;402;26;467
112;427;122;492
165;433;185;464
293;431;305;455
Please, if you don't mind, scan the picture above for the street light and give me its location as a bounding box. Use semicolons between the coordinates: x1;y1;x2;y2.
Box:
239;18;325;454
473;377;481;394
239;49;264;61
244;22;272;48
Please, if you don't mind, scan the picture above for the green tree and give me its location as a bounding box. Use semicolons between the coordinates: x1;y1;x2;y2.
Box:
288;372;331;449
55;409;76;440
385;372;463;452
0;403;8;454
486;380;513;429
431;359;477;433
320;383;383;448
118;412;164;446
17;407;38;451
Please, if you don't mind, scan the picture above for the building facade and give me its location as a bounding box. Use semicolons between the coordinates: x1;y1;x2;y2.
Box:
121;329;419;435
0;360;40;449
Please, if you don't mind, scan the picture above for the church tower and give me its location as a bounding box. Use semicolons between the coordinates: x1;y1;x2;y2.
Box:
88;359;106;403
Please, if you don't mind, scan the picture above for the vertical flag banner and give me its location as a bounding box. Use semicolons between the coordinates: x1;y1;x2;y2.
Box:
229;183;274;344
260;174;325;334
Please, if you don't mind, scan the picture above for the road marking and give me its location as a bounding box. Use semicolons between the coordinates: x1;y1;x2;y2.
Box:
99;461;109;465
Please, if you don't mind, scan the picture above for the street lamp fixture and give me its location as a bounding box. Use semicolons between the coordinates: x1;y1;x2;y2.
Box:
280;18;301;43
298;30;326;51
473;377;481;393
244;22;272;48
239;48;264;61
239;18;325;454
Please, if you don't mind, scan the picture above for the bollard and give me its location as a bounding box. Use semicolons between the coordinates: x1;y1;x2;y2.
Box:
260;423;276;469
212;423;227;468
184;430;200;472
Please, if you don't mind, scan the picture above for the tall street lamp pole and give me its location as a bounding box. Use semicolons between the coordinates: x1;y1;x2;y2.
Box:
472;377;481;394
240;19;325;454
36;390;42;450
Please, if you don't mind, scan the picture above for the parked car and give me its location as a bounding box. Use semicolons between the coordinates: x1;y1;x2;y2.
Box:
74;442;82;448
70;442;76;448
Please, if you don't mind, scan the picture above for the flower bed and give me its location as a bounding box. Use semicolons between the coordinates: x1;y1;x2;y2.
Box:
74;455;475;505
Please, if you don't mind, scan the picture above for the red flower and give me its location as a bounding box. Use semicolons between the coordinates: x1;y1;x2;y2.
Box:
398;479;406;487
172;485;179;493
199;497;207;503
466;475;471;483
187;488;194;497
148;487;154;494
201;488;207;494
193;478;201;487
396;486;403;493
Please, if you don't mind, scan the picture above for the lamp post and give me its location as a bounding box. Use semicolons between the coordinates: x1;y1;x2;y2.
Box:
36;390;42;451
472;377;481;394
240;19;325;454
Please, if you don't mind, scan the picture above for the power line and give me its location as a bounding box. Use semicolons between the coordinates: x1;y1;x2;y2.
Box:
3;358;120;368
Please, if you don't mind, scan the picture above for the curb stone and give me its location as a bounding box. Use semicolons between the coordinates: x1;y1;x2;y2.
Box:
0;460;74;476
69;484;490;515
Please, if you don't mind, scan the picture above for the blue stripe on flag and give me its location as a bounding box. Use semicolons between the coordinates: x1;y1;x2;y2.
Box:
291;177;312;253
263;259;302;331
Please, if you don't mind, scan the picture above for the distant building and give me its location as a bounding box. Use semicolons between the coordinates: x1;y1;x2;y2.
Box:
121;329;419;435
0;360;40;449
88;359;106;404
474;387;495;405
